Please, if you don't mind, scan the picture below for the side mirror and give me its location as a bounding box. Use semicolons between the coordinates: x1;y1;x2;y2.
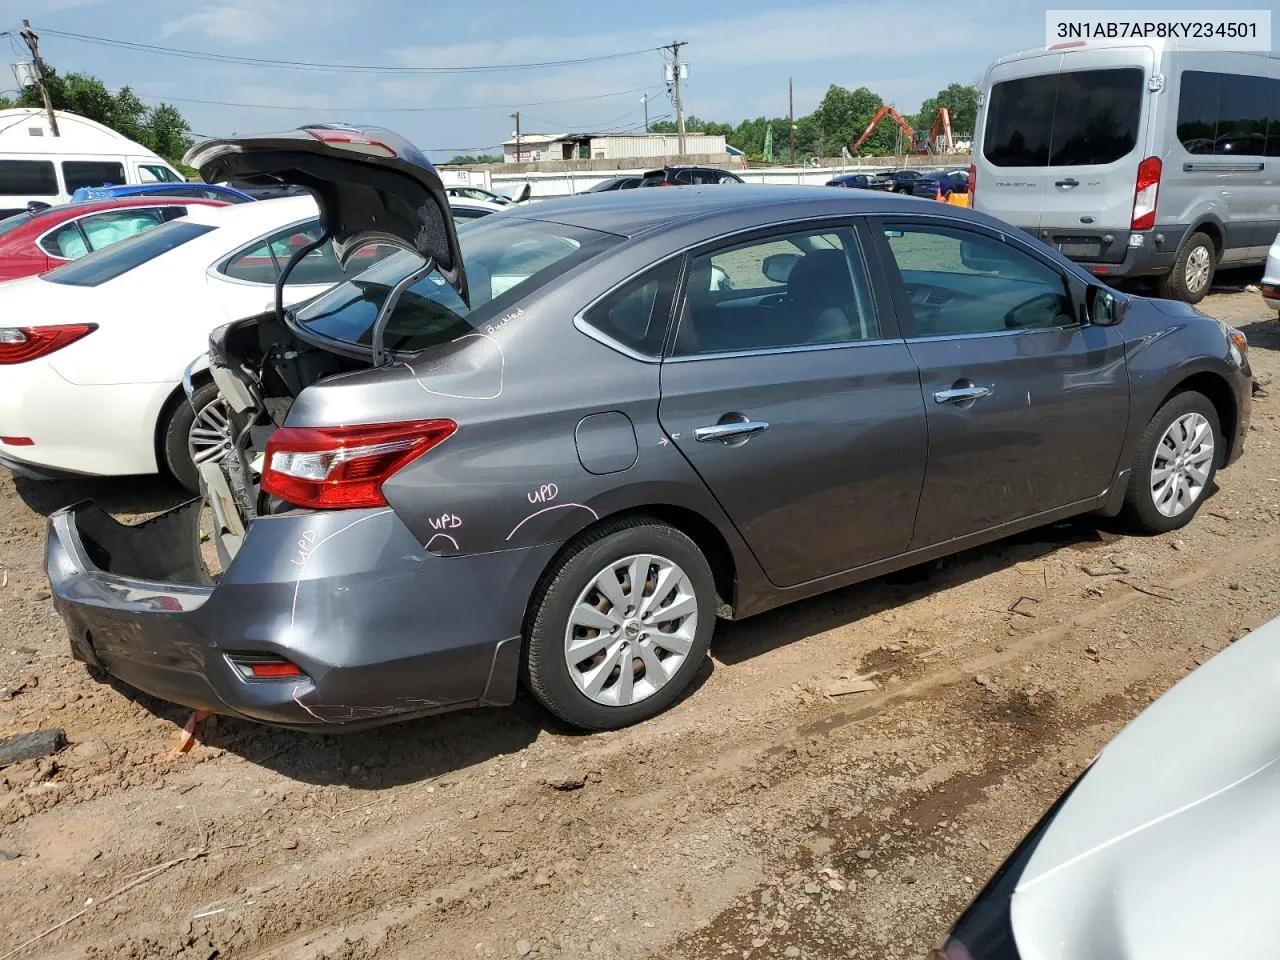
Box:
959;239;1005;273
762;252;799;284
1089;286;1126;326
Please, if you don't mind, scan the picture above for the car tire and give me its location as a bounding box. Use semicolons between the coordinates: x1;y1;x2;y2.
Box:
161;381;230;494
1157;231;1216;304
524;517;716;731
1121;390;1222;534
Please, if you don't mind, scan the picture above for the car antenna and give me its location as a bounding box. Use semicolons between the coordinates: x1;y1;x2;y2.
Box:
274;230;332;327
369;255;436;368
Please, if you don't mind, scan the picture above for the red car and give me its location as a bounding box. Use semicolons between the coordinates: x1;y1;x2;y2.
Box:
0;196;228;282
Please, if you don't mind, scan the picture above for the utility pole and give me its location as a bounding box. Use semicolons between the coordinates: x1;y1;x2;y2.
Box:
641;93;649;133
664;41;687;156
509;111;521;164
788;78;795;166
20;20;59;137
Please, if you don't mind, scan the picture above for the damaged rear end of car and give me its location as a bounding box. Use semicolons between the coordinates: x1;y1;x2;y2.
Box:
43;124;551;729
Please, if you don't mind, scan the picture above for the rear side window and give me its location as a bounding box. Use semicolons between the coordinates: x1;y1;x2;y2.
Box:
1177;70;1276;157
581;261;680;357
984;68;1143;167
62;161;127;192
0;160;57;197
42;221;215;287
221;222;348;286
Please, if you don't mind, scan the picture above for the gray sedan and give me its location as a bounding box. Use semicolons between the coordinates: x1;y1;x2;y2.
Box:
45;125;1252;732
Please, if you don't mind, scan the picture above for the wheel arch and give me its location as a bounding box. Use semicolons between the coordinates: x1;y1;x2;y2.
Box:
1185;217;1224;259
1157;371;1237;467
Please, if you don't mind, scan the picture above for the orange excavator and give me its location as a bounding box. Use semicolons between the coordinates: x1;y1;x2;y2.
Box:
850;105;954;155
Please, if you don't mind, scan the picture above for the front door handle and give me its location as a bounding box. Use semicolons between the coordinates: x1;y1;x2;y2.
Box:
1055;177;1079;187
934;385;992;404
694;420;770;443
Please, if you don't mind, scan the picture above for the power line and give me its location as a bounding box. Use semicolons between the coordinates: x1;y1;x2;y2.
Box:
35;26;661;75
130;85;664;113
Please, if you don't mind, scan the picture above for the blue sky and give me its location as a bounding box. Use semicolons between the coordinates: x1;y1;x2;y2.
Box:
1;0;1275;160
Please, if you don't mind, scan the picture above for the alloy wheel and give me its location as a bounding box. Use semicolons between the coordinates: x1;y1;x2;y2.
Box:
187;398;233;468
564;553;699;707
1150;411;1214;518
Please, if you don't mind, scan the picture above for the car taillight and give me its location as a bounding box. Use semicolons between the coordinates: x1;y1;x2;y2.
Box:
261;419;457;510
1131;156;1161;231
303;127;396;158
0;324;96;364
968;163;976;205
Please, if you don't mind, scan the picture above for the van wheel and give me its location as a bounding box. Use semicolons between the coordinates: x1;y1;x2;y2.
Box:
524;518;715;730
162;381;232;493
1157;231;1216;303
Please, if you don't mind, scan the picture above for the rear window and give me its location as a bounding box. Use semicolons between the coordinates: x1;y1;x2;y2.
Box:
293;218;619;354
984;67;1144;167
0;160;58;197
62;161;127;193
42;221;215;287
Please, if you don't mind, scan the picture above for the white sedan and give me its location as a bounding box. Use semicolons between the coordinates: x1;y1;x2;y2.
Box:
1263;229;1279;313
0;196;367;491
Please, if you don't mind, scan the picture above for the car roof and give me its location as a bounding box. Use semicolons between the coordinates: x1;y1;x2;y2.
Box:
509;185;962;238
178;193;318;229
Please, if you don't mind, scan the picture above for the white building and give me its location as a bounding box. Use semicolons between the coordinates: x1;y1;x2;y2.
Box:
502;131;728;164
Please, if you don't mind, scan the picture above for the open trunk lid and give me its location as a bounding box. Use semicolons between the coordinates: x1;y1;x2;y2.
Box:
184;124;468;304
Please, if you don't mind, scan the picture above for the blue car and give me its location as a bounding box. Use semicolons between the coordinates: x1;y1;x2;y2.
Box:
70;182;256;204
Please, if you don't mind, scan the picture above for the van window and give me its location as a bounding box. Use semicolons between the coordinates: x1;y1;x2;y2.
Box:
138;164;184;184
62;161;127;192
984;68;1143;167
1176;70;1275;157
0;160;58;196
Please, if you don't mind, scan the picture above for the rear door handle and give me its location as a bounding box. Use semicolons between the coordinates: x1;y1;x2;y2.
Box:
1055;177;1079;187
694;420;770;443
934;386;992;404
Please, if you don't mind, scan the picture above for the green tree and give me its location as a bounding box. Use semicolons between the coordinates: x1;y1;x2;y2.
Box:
446;154;503;165
913;83;979;140
6;66;193;164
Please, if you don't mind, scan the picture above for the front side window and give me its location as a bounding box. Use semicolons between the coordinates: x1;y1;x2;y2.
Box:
293;219;619;353
672;228;878;356
984;68;1143;167
62;161;127;193
0;160;57;197
42;221;216;287
881;223;1076;336
139;164;184;184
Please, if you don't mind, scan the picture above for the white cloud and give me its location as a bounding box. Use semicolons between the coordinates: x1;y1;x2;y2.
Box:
161;0;353;44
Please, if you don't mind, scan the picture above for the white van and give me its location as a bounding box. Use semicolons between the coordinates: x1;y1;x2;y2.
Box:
972;39;1280;302
0;108;185;219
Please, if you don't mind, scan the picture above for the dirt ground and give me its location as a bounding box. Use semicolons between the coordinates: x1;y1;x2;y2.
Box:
2;287;1279;960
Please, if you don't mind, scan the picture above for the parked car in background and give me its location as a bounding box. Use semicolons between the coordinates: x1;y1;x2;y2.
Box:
1;108;185;218
0;196;228;281
220;181;309;200
910;169;970;200
881;169;929;194
826;173;890;191
446;185;514;205
974;39;1280;303
71;182;255;204
585;176;644;192
935;611;1280;960
0;196;386;491
448;197;507;226
640;165;745;186
42;125;1250;738
1263;230;1280;312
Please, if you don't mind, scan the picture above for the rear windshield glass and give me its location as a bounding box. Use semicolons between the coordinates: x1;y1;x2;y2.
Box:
42;221;215;287
984;67;1144;167
293;218;620;353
